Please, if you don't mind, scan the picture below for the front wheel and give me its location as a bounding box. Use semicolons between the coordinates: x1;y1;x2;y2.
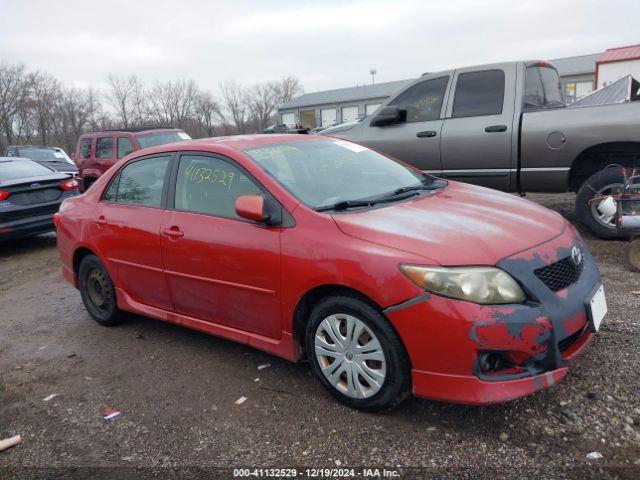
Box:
575;168;631;239
305;295;411;411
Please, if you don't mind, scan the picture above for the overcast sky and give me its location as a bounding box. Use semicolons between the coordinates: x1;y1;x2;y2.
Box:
1;0;639;94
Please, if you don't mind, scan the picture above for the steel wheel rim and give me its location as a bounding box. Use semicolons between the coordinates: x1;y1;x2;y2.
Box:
86;269;111;313
314;313;386;399
591;182;623;228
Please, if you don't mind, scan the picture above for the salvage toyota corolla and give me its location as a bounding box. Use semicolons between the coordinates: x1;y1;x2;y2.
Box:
55;134;607;410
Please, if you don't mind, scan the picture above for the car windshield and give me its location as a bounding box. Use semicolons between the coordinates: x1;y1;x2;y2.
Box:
244;138;438;210
17;147;70;163
136;131;191;149
0;159;54;182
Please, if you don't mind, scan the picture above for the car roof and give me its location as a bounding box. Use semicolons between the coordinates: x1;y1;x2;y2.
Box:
171;134;322;151
7;145;57;150
81;127;184;137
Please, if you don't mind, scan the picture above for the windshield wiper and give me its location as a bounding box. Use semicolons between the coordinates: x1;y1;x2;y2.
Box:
315;190;423;212
382;178;447;198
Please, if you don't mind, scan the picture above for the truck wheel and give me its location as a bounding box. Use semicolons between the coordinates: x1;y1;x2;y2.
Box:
628;238;640;272
575;168;630;239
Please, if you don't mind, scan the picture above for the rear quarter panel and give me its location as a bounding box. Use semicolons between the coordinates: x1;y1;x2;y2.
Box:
520;101;640;192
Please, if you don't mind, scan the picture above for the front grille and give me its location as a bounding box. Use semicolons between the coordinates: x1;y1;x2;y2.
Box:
558;326;586;352
534;256;583;292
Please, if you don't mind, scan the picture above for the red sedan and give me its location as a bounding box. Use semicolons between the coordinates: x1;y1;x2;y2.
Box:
55;135;607;410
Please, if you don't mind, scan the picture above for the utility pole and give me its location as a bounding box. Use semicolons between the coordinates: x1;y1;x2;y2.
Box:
369;68;377;85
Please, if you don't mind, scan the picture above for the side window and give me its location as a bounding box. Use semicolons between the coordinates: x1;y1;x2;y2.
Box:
96;137;114;159
117;137;134;159
80;139;92;159
108;156;170;207
387;76;449;123
102;173;120;202
452;70;505;118
175;155;262;220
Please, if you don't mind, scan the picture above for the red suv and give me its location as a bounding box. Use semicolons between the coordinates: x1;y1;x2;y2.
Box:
55;135;606;410
75;128;191;191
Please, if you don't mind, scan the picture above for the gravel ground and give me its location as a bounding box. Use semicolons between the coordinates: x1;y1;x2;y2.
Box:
0;193;638;479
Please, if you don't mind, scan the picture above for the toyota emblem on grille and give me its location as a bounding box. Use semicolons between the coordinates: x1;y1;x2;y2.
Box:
571;246;583;267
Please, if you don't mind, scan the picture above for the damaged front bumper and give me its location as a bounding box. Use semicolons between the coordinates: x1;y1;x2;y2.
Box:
385;225;601;405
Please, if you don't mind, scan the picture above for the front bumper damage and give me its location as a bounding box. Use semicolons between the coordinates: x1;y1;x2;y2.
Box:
385;226;601;405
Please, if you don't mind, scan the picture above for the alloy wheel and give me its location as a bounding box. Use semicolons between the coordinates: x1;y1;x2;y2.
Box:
314;313;386;399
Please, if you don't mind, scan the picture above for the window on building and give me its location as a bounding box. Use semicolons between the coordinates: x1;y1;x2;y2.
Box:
388;76;449;122
452;70;504;118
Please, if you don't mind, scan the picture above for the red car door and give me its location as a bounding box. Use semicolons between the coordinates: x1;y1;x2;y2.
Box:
160;153;282;339
92;154;173;310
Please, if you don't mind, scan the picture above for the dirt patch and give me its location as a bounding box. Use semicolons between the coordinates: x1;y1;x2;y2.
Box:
0;196;639;479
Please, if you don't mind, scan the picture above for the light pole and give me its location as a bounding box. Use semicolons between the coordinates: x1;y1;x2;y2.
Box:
369;68;377;85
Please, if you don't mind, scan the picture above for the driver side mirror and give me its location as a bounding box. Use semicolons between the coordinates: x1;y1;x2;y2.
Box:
235;195;268;223
370;106;407;127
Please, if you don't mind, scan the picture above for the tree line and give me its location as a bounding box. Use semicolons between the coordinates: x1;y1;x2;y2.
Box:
0;61;303;154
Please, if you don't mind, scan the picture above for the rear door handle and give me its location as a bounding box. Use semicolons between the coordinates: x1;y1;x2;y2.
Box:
94;216;107;226
417;130;437;138
162;227;184;239
485;125;507;133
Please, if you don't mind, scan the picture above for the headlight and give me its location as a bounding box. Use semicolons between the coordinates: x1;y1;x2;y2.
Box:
400;265;526;305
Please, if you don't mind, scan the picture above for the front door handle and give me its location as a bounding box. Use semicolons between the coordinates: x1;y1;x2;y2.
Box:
94;215;107;226
485;125;507;133
162;227;184;239
417;130;437;138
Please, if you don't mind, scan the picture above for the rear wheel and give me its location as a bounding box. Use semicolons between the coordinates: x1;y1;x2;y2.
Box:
305;295;411;411
575;168;630;239
78;254;124;326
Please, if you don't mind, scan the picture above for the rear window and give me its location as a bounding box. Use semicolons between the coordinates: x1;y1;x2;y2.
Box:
136;131;191;149
80;138;92;159
96;137;114;159
452;70;505;118
524;66;564;109
0;159;54;182
16;148;66;162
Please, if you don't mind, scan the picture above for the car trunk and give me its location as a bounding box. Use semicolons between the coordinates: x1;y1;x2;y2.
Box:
0;177;65;223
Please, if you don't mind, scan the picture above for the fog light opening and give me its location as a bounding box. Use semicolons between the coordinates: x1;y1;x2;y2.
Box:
478;352;504;374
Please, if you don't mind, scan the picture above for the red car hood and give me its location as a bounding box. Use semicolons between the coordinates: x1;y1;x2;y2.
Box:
332;182;567;266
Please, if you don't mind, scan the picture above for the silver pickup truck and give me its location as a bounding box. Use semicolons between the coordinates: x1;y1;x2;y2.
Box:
321;61;640;238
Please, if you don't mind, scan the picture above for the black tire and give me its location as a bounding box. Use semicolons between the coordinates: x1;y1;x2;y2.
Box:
305;295;411;412
628;239;640;272
575;168;631;239
78;254;125;326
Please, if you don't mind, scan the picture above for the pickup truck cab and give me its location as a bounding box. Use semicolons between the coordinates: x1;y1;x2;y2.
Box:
322;61;640;238
75;128;191;191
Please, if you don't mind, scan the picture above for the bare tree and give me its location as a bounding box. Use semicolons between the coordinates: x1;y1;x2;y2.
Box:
30;71;61;145
194;91;222;137
149;78;199;129
219;80;250;134
106;75;149;128
0;63;29;150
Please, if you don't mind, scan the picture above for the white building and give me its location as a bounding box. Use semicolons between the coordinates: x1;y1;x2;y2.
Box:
596;44;640;88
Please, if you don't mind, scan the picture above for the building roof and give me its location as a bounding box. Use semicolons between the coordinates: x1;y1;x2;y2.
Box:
280;79;414;110
550;53;599;76
597;44;640;64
